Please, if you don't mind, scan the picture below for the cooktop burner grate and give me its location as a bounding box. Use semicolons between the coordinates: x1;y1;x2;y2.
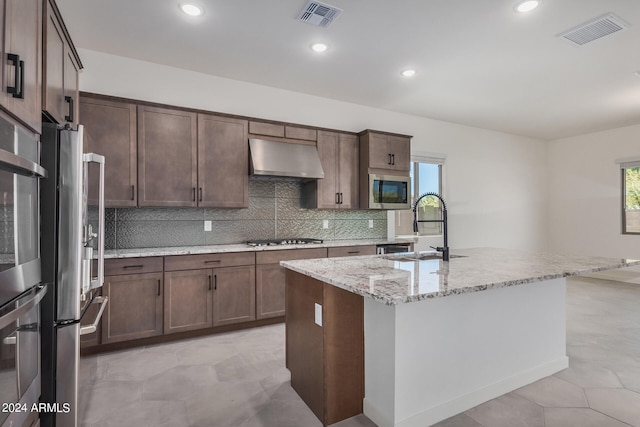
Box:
246;238;324;247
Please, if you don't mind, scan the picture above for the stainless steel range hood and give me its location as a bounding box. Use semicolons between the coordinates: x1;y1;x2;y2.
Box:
249;138;324;179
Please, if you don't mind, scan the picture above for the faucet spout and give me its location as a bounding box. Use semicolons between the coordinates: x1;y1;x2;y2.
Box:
413;192;449;261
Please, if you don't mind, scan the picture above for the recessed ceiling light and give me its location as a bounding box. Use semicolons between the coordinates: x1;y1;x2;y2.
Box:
514;0;541;13
310;43;328;53
401;69;416;77
180;3;203;16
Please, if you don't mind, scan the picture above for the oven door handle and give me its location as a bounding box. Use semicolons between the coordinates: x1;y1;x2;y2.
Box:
79;296;109;336
0;286;46;330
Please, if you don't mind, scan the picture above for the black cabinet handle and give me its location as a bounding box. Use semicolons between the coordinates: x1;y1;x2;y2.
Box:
336;192;340;204
131;185;135;201
7;54;24;99
348;251;359;254
339;193;343;204
192;187;196;201
208;275;212;291
392;154;395;165
157;280;161;296
123;265;143;269
65;96;75;122
204;260;221;264
388;153;392;165
199;187;203;202
214;274;217;290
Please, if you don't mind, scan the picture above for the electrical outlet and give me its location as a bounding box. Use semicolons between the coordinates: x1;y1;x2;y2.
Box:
204;220;212;231
368;219;374;228
314;303;323;327
323;220;329;229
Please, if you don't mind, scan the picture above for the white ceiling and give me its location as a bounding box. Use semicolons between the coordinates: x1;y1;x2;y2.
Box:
56;0;640;140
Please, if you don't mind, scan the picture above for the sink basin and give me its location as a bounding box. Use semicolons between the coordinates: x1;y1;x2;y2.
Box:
383;253;467;262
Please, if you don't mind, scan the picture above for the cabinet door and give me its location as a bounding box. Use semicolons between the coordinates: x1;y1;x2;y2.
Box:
197;114;248;208
63;50;79;128
256;264;286;319
389;136;410;172
338;134;359;209
164;269;213;334
81;96;137;207
43;4;65;124
101;273;163;344
213;265;256;326
315;131;339;209
2;0;41;133
138;106;197;207
367;133;393;169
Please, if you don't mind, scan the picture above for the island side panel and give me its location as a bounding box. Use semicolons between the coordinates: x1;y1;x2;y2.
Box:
285;270;324;422
323;283;365;425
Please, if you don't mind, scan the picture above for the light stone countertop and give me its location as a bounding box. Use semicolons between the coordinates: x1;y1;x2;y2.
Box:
280;247;640;305
103;238;416;259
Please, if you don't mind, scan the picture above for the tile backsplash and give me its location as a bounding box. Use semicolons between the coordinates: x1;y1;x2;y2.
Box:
105;179;387;249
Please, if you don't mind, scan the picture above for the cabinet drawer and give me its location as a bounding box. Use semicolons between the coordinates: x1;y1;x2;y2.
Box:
256;248;327;265
104;257;163;275
285;126;317;141
249;121;285;138
327;245;376;258
164;252;255;271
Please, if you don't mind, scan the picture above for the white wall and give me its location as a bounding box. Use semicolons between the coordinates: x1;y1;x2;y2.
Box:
78;49;549;251
548;125;640;259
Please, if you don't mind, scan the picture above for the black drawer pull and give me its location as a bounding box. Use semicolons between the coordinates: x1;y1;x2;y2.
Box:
65;96;75;122
214;274;217;290
347;251;359;254
7;54;24;99
391;154;395;165
157;280;161;296
208;275;212;291
388;153;393;165
204;260;221;264
123;265;144;269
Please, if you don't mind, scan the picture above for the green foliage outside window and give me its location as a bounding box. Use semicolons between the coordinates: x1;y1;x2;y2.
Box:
626;167;640;209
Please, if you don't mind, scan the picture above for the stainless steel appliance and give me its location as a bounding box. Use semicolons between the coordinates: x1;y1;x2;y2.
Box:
246;238;323;247
375;242;413;254
40;123;107;427
0;115;47;427
366;173;411;210
249;139;324;179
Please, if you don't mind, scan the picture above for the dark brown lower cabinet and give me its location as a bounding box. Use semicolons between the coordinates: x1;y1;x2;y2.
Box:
101;272;164;344
164;265;256;333
256;264;286;319
286;270;364;425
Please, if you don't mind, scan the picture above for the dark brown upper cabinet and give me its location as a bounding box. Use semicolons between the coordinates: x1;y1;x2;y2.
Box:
302;131;359;209
197;114;248;208
42;0;81;128
138;105;198;207
0;0;42;133
81;95;137;207
360;130;411;173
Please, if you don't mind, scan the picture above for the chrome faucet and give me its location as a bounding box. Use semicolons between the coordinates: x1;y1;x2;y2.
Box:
412;192;449;261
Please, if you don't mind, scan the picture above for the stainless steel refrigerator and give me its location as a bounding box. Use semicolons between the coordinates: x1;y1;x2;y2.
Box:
40;123;107;427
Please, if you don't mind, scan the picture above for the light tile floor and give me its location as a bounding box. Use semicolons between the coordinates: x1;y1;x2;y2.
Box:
79;277;640;427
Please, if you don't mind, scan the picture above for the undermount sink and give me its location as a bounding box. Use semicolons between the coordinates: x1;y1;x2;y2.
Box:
383;253;467;262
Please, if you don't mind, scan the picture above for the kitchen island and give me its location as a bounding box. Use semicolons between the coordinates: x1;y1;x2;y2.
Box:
281;248;640;427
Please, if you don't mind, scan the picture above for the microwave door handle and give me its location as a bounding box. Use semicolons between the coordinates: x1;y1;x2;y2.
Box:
83;152;105;290
378;180;384;204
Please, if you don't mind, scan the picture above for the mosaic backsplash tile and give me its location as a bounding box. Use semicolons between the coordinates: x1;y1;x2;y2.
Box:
106;179;387;249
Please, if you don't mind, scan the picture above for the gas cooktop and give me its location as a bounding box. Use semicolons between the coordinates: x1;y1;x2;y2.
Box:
246;238;324;247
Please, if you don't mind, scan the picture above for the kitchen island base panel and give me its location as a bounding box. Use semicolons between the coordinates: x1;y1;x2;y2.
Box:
363;278;568;427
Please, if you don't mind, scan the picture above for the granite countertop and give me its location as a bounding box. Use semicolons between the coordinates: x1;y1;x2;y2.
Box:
280;247;640;305
103;238;416;259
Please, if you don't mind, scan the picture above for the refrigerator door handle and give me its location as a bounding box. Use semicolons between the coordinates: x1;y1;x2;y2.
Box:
79;296;109;335
83;151;106;291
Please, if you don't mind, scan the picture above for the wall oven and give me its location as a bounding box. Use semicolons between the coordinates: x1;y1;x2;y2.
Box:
0;115;47;427
367;173;411;210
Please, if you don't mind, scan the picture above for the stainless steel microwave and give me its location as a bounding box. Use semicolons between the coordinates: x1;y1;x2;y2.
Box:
367;174;411;209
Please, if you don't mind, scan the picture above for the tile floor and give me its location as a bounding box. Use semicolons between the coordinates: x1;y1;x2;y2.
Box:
79;277;640;427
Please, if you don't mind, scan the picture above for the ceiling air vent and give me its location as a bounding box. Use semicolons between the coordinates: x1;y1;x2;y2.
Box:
558;13;630;46
297;0;342;28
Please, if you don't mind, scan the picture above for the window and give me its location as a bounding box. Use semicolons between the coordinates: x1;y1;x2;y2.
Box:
623;164;640;234
395;156;444;236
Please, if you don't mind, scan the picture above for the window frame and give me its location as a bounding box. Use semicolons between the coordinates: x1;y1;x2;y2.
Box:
409;155;445;236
